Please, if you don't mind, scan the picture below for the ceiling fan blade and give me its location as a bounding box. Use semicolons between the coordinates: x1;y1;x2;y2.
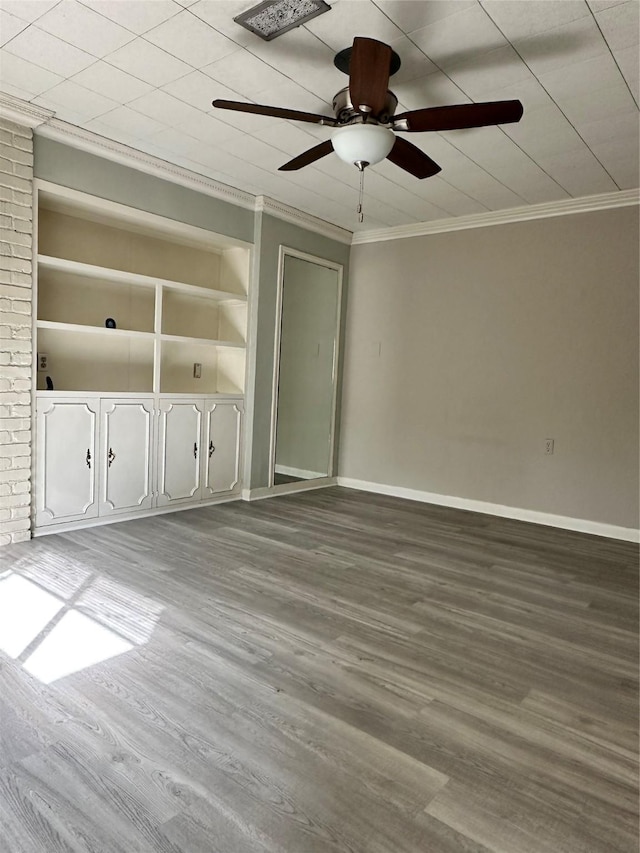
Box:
212;99;337;126
394;100;524;132
349;37;392;117
278;140;334;171
386;137;441;179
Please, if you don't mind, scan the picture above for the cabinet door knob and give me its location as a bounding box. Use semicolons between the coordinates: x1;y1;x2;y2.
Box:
86;449;91;469
108;448;116;467
209;441;215;457
193;442;198;459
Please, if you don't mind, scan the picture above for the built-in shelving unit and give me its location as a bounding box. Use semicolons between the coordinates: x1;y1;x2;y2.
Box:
35;184;251;395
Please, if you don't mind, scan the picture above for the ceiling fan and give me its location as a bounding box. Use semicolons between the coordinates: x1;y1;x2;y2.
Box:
212;37;524;182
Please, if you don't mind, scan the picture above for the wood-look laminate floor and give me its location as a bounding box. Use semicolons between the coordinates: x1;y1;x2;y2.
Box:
0;487;637;853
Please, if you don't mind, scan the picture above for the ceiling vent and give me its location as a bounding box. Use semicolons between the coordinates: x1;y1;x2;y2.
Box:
234;0;331;41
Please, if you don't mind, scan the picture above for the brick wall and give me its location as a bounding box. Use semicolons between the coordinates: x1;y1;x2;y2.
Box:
0;118;34;545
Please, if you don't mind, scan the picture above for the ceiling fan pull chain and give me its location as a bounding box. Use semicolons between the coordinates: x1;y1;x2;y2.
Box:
357;161;366;223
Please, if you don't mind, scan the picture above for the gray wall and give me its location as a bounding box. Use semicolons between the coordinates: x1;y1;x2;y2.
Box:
34;136;254;243
339;206;639;529
248;213;350;488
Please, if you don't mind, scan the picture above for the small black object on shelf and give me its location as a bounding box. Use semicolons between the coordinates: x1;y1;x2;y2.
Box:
105;317;116;329
45;376;54;390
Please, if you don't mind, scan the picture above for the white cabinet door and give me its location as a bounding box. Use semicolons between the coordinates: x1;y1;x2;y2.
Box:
156;400;203;506
99;400;154;517
202;400;243;497
35;399;99;526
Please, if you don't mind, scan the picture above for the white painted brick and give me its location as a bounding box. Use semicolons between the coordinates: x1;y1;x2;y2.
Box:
2;444;29;459
10;505;30;520
10;456;30;470
11;530;31;543
0;144;33;166
0;469;29;483
0;174;31;193
0;311;30;325
0;517;29;533
11;379;31;392
10;353;32;366
0;483;10;496
0;392;30;405
0;418;30;430
0;458;9;471
11;481;30;494
10;272;32;286
0;430;30;445
11;327;31;340
0;229;31;247
1;338;31;351
0;508;10;521
0;257;31;274
0;202;32;220
0;284;30;299
13;164;33;180
1;492;29;508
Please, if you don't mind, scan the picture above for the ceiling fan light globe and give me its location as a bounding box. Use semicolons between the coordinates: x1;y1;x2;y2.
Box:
331;124;395;167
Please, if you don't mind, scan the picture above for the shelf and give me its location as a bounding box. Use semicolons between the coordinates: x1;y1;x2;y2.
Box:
38;255;246;302
160;334;244;349
37;320;155;340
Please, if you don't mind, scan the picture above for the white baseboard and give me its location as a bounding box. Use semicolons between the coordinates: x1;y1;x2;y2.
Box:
336;477;639;543
274;464;326;480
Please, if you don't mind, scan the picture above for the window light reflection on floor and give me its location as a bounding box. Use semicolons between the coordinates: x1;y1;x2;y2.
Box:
23;609;133;684
0;572;63;658
0;568;163;685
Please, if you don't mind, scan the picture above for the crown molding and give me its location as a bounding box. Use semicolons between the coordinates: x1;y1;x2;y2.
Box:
37;117;256;211
0;93;54;129
352;188;640;245
256;195;353;245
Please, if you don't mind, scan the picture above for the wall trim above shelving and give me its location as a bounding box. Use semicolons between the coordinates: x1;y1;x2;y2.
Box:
36;179;252;252
352;189;640;244
37;117;256;211
255;196;353;246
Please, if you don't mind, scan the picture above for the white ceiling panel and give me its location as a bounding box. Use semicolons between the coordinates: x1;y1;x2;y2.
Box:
36;0;136;56
444;45;536;100
34;80;119;122
78;0;181;36
106;38;193;87
84;105;167;139
593;0;640;52
0;51;63;97
0;0;59;24
189;0;266;48
202;49;291;98
480;1;590;40
561;81;637;125
615;44;639;100
0;8;28;45
4;26;96;77
537;52;627;102
144;8;240;68
304;0;404;50
375;0;477;36
513;15;609;76
0;0;636;233
535;147;619;195
127;89;207;128
72;61;154;104
411;4;508;68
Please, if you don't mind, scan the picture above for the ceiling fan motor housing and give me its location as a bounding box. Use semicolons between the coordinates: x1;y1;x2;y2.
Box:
332;87;398;125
